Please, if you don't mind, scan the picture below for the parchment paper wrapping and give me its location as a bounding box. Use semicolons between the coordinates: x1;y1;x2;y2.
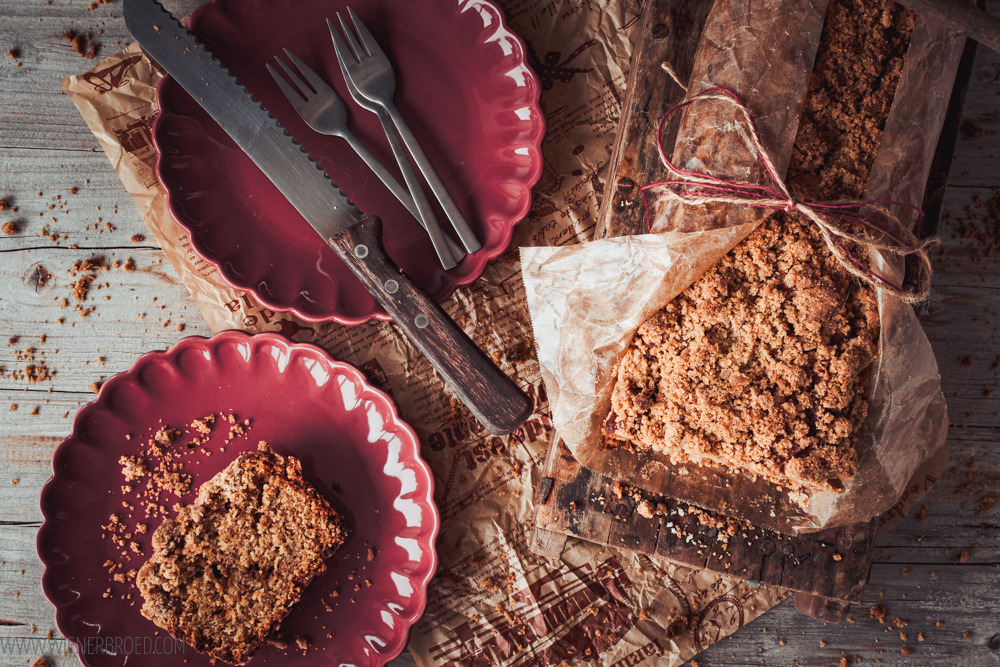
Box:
522;0;960;534
62;1;800;664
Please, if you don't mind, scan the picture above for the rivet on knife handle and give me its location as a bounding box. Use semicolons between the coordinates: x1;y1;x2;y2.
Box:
329;215;533;435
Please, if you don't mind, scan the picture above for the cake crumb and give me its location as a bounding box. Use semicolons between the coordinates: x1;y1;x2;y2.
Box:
62;30;100;59
870;605;887;624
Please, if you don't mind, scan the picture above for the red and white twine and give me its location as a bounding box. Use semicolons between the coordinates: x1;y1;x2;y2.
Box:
640;87;936;302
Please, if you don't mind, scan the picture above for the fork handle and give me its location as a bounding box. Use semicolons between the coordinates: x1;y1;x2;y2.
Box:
384;103;483;255
328;215;533;435
372;109;465;265
342;130;419;218
342;130;464;262
359;110;459;269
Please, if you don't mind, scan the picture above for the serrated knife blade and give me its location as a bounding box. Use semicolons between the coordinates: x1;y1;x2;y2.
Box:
122;0;532;435
123;0;360;240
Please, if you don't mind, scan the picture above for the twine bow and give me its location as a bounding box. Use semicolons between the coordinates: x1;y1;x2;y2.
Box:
640;87;936;303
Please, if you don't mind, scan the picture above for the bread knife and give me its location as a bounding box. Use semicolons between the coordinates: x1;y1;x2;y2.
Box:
122;0;532;435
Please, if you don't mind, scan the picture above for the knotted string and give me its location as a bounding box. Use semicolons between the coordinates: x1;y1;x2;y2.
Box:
639;87;936;302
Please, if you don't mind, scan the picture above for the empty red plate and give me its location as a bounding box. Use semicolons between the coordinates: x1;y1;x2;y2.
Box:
153;0;545;324
38;331;439;666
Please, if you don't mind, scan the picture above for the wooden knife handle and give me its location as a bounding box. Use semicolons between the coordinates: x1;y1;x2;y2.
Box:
328;215;533;435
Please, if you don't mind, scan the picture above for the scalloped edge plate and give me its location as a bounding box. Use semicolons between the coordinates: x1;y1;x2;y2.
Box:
153;0;544;324
38;331;439;667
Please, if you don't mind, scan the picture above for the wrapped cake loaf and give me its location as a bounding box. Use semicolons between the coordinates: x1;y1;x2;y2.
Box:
602;0;914;501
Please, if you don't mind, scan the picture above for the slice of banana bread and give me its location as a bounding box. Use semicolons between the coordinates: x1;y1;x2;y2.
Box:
136;442;345;665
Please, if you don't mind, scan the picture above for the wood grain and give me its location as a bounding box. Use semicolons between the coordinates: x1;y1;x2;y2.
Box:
1;0;999;664
593;0;714;239
534;441;877;601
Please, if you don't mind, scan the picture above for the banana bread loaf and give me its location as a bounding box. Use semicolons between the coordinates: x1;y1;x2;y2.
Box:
602;0;913;500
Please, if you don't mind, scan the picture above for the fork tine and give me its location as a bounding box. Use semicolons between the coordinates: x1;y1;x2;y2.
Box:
274;56;314;97
346;7;376;59
266;62;307;105
328;17;357;71
336;11;366;61
282;49;330;96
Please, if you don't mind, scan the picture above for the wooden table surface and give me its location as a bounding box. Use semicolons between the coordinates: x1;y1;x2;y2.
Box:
1;1;998;665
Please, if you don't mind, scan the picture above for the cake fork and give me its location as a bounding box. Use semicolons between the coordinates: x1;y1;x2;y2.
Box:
329;8;483;254
267;49;463;269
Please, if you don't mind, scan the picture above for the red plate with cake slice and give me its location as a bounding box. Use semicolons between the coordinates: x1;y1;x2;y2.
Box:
38;331;439;666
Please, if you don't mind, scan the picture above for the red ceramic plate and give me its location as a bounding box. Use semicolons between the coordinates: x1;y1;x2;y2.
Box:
37;331;439;667
153;0;544;325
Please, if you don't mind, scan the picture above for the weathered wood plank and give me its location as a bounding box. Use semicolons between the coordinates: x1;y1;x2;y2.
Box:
694;564;1000;665
0;245;212;399
0;1;202;152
